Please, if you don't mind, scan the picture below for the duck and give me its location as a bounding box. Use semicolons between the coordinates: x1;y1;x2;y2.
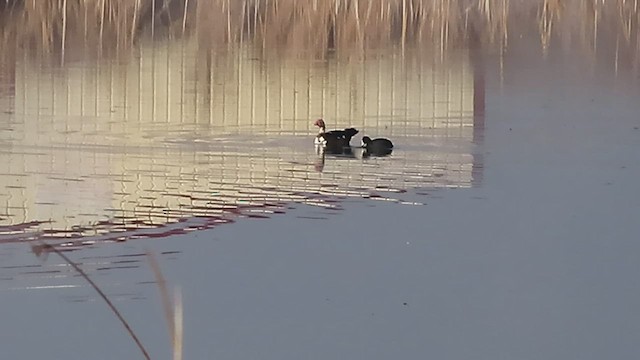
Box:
361;136;394;157
314;119;358;149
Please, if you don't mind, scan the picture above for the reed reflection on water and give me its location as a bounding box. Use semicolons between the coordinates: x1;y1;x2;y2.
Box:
0;37;482;248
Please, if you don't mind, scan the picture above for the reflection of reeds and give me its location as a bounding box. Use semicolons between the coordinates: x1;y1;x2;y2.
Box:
0;0;639;62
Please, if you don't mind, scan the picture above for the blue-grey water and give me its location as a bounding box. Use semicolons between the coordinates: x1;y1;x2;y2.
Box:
1;36;640;359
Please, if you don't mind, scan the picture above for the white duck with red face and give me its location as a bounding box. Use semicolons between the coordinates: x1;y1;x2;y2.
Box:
313;119;359;148
314;119;328;145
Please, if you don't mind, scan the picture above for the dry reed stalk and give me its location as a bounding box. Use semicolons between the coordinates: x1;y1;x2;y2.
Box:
402;0;408;48
132;0;141;46
173;287;183;360
147;251;175;340
501;0;509;48
182;0;189;35
61;0;67;62
99;0;106;44
147;250;183;360
37;242;151;360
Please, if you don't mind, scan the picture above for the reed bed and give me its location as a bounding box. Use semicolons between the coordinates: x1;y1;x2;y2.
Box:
0;0;639;61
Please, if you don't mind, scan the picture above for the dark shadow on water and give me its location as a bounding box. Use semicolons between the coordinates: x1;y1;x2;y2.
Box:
362;148;393;158
469;24;486;188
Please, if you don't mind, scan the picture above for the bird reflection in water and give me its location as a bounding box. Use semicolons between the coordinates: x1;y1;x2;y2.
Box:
314;135;395;171
314;144;357;172
362;147;393;158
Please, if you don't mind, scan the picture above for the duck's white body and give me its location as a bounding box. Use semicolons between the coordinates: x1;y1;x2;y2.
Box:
313;119;358;149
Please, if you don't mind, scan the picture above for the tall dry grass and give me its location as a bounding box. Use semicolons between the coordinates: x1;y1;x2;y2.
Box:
32;243;183;360
0;0;639;61
34;243;152;360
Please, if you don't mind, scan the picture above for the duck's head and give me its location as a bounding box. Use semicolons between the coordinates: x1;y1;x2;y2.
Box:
314;118;326;129
361;136;372;147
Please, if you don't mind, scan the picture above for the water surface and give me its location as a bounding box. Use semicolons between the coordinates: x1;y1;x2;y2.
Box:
1;40;480;244
1;34;640;360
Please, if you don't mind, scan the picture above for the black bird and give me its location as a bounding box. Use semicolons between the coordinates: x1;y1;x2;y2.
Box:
361;136;394;157
314;119;358;150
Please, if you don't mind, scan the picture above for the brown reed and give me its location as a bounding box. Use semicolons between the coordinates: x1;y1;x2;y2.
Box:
147;250;183;360
34;242;152;360
0;0;638;62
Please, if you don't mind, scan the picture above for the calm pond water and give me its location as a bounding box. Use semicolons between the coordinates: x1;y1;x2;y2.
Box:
1;34;640;359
